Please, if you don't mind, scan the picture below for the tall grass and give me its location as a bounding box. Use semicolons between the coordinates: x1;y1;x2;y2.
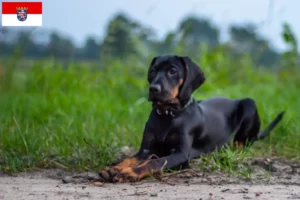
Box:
0;48;299;173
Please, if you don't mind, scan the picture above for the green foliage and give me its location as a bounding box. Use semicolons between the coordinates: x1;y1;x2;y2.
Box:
82;37;100;60
228;24;280;67
199;146;254;178
46;32;75;59
100;13;140;60
178;16;220;57
0;12;292;69
0;56;149;172
281;23;299;68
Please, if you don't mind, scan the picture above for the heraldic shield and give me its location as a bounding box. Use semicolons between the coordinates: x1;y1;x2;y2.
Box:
16;9;28;21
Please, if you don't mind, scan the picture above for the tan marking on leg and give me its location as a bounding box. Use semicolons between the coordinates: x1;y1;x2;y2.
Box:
117;163;152;183
112;157;138;171
117;167;141;182
234;141;244;149
115;158;168;183
99;157;140;182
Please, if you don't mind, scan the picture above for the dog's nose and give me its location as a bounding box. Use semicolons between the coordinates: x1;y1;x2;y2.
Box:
149;84;161;93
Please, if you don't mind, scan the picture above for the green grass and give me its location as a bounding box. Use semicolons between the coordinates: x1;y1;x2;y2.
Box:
0;52;299;176
198;145;255;179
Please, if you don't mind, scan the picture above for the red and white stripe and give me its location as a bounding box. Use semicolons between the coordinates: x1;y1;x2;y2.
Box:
2;2;42;26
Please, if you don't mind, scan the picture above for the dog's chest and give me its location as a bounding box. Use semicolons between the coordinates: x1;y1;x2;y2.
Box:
146;109;186;144
164;131;181;145
150;131;181;157
149;119;181;144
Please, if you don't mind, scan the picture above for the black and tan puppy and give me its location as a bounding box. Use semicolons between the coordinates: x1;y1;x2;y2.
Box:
99;55;284;183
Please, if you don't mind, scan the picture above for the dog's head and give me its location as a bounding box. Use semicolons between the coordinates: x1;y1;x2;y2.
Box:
147;55;205;107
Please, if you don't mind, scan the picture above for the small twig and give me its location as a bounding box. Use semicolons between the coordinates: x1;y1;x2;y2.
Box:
162;169;201;178
135;154;160;166
160;160;167;171
83;138;98;152
153;172;176;186
51;161;68;169
147;154;160;160
72;175;84;178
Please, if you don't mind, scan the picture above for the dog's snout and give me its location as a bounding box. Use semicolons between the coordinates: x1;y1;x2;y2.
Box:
149;84;161;93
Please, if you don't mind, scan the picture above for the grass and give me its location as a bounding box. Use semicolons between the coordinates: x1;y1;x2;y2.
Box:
0;51;299;177
198;145;255;179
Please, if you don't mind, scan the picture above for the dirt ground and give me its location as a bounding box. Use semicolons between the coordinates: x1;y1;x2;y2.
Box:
1;157;300;200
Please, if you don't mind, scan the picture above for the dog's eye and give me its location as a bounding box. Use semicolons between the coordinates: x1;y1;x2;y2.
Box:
168;67;177;75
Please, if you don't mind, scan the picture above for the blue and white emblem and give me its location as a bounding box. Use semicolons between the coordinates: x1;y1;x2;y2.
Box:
16;9;28;22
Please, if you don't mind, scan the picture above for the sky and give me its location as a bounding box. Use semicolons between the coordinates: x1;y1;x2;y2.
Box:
1;0;300;51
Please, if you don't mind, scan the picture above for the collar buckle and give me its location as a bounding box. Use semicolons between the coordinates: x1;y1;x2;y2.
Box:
156;108;175;117
155;97;193;117
156;109;162;115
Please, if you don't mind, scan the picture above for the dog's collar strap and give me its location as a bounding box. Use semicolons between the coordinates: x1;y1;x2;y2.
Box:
155;97;194;117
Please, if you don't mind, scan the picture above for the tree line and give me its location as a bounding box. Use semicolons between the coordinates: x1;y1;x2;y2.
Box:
0;12;298;68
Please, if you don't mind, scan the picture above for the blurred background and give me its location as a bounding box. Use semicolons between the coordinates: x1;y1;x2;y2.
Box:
0;0;300;65
0;0;299;172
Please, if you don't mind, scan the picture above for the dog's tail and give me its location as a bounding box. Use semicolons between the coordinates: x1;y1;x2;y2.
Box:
256;111;285;140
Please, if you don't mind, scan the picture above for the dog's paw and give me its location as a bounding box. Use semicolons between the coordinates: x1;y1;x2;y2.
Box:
112;167;142;183
99;166;121;182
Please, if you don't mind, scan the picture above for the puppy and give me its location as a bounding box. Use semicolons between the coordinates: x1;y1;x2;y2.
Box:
99;55;284;183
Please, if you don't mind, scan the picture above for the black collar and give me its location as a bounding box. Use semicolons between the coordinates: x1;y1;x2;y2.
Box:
154;97;194;117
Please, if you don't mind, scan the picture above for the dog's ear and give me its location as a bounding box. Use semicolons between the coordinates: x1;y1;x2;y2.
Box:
177;56;205;104
148;56;158;83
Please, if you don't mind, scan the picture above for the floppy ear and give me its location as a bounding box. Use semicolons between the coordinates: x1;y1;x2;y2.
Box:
178;56;205;104
147;56;158;83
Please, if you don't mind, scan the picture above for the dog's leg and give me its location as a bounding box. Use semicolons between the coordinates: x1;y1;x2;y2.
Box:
112;157;167;182
99;134;152;182
233;98;261;148
113;152;190;183
113;135;193;183
99;148;151;182
99;157;140;180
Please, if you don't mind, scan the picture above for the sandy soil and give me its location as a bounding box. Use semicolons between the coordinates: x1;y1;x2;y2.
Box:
1;157;300;200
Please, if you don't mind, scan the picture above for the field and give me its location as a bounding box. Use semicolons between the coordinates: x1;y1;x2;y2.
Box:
0;49;300;179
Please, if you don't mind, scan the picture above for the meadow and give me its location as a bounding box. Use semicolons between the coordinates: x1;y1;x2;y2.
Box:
0;48;299;177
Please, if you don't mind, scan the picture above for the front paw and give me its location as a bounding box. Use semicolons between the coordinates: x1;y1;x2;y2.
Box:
112;167;142;183
99;166;121;182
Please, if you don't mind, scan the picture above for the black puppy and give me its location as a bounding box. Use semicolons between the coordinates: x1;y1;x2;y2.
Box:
99;55;284;183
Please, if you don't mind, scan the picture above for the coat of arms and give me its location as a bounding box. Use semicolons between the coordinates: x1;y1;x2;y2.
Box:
16;7;28;22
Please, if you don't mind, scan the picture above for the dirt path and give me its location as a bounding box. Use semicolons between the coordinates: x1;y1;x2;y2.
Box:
1;157;300;200
1;175;300;200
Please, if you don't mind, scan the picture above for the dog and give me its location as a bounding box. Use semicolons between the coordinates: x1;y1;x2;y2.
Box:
99;55;284;183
